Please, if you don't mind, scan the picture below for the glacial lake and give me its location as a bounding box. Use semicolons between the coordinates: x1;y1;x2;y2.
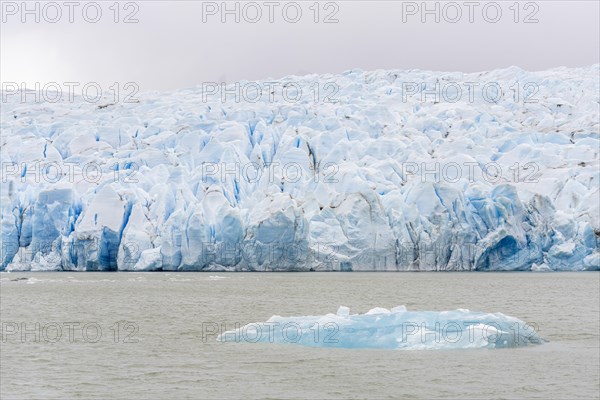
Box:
1;272;598;399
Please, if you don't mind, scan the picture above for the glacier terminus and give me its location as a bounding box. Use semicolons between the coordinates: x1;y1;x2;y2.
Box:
1;65;598;271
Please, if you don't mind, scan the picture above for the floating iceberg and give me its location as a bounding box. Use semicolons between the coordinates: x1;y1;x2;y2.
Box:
217;306;545;350
1;65;598;271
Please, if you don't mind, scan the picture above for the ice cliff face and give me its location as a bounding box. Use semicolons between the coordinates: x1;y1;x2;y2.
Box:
1;65;598;271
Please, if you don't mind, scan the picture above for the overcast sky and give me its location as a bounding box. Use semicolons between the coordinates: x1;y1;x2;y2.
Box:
1;0;599;91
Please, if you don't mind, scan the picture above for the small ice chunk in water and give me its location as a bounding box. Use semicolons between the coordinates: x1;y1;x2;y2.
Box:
218;306;546;350
336;306;350;317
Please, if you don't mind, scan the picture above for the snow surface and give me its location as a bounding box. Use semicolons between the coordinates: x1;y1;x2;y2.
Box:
217;306;545;349
1;65;598;271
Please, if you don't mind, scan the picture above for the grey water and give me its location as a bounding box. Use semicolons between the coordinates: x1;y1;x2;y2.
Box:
1;272;598;399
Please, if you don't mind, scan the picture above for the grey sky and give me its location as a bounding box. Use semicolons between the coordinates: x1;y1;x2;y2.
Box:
1;0;599;91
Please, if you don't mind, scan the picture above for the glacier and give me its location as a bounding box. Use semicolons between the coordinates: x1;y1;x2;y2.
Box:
0;65;598;271
217;306;545;350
